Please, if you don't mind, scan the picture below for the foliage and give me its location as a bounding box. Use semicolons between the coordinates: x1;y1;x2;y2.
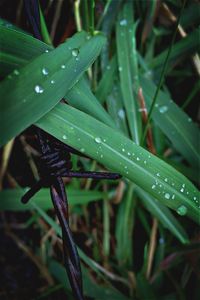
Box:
0;1;199;299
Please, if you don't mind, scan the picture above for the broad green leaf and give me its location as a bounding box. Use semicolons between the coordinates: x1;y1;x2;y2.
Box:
137;189;189;244
140;76;200;168
0;25;53;77
0;30;105;146
0;26;116;133
0;188;105;211
116;2;141;143
36;104;200;223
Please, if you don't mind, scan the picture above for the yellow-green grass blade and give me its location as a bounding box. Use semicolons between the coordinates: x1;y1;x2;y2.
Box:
36;104;200;223
140;76;200;168
0;30;106;146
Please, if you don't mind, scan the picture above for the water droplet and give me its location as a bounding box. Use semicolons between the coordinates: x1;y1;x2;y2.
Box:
156;173;160;177
106;65;111;70
95;137;102;144
100;154;103;158
35;85;44;94
144;160;147;164
193;196;197;200
188;118;192;122
13;69;19;75
180;188;184;193
118;109;125;119
62;135;67;140
122;148;125;152
120;19;127;26
164;193;170;199
80;148;85;153
159;238;165;244
164;178;168;182
118;66;123;72
172;195;175;200
128;152;131;156
136;157;140;161
71;48;79;57
159;106;168;113
45;49;49;53
61;64;66;69
42;67;49;75
51;80;55;84
177;205;187;216
152;185;156;189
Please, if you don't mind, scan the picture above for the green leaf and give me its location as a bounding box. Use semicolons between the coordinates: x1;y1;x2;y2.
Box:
116;2;141;143
36;104;200;223
137;188;189;244
0;25;115;134
140;76;200;168
0;188;105;211
0;30;105;146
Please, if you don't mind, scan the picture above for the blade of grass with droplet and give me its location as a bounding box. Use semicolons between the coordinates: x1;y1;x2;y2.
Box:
0;26;116;131
140;75;200;168
36;104;200;223
116;1;141;143
106;83;129;136
100;0;123;71
137;188;189;244
0;25;53;77
0;188;105;211
149;27;200;72
0;30;106;146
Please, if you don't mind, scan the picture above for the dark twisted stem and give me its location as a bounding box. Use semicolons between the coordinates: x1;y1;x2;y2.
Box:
22;1;121;299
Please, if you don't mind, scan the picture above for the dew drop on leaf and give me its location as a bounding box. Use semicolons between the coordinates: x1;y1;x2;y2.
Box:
95;137;102;144
35;85;44;94
13;69;19;75
177;205;187;216
62;135;67;140
42;68;49;75
118;66;123;72
61;64;66;69
51;80;55;84
159;106;168;113
120;19;127;26
118;109;125;119
152;185;156;189
71;48;79;57
164;193;170;199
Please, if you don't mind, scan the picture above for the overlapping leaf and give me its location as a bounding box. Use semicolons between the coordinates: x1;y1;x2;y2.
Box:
0;28;106;146
36;104;200;223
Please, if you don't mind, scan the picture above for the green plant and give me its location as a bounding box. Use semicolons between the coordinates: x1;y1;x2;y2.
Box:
0;1;199;299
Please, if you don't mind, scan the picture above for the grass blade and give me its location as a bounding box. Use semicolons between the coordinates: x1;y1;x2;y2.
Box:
0;31;105;146
36;104;199;223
